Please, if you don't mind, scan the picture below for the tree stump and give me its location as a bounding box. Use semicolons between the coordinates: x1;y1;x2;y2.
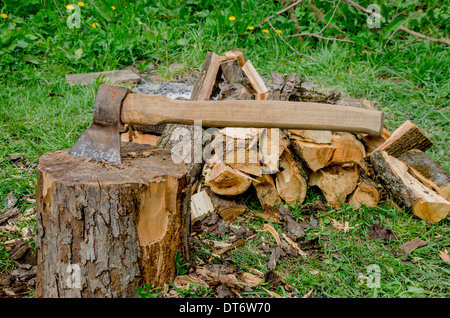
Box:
35;143;189;297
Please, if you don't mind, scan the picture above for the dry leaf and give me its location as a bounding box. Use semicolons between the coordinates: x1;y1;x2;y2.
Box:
331;219;355;233
303;289;313;298
261;287;283;298
439;250;450;263
241;272;262;287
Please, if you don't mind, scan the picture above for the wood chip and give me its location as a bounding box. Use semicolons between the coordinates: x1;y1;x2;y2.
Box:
438;250;450;263
263;224;281;245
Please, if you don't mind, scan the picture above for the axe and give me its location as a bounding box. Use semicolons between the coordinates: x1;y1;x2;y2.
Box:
69;84;384;163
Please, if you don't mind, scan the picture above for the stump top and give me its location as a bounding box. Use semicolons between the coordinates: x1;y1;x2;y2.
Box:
38;143;187;186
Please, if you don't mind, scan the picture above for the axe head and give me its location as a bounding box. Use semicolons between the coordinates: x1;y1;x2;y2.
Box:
68;84;130;164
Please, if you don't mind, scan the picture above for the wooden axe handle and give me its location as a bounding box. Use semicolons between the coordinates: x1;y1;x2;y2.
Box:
121;94;384;137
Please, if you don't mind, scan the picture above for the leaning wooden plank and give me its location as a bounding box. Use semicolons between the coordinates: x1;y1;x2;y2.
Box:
371;120;433;158
241;60;268;96
398;149;450;201
65;69;141;85
371;150;449;223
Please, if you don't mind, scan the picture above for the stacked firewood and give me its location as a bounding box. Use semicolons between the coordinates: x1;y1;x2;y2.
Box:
129;51;450;225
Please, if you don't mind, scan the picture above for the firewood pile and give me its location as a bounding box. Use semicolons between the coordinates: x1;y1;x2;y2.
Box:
126;50;450;226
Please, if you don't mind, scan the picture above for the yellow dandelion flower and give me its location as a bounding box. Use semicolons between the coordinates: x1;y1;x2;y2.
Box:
228;16;236;21
66;4;75;10
78;2;84;6
111;6;116;10
266;35;270;38
276;30;282;34
92;22;99;28
247;26;254;30
262;29;269;33
0;13;7;19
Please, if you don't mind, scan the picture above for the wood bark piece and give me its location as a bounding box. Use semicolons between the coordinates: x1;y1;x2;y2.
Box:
371;150;449;223
371;120;433;157
328;133;366;166
252;174;282;207
65;69;141;85
275;150;308;205
35;143;189;297
398;149;450;201
348;179;380;210
267;72;287;101
309;164;360;209
291;139;335;172
241;60;268;96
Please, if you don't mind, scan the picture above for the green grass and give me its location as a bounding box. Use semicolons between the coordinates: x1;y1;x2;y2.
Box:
0;0;449;298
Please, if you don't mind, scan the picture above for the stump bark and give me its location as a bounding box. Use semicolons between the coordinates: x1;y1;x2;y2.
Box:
35;143;189;297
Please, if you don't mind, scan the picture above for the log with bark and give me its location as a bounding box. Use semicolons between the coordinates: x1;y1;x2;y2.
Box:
371;150;449;223
36;143;189;297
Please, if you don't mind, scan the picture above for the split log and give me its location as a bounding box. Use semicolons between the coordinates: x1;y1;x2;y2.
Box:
241;60;268;97
359;127;392;155
275;150;308;205
371;120;433;157
203;161;252;196
220;58;246;86
328;133;366;166
36;143;189;297
191;190;215;224
371;150;449;223
348;178;380;209
290;139;335;172
190;52;226;101
398;149;450;201
252;174;282;207
309;164;360;209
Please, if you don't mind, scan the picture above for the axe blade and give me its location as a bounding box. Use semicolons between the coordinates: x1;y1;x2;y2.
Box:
68;84;130;163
